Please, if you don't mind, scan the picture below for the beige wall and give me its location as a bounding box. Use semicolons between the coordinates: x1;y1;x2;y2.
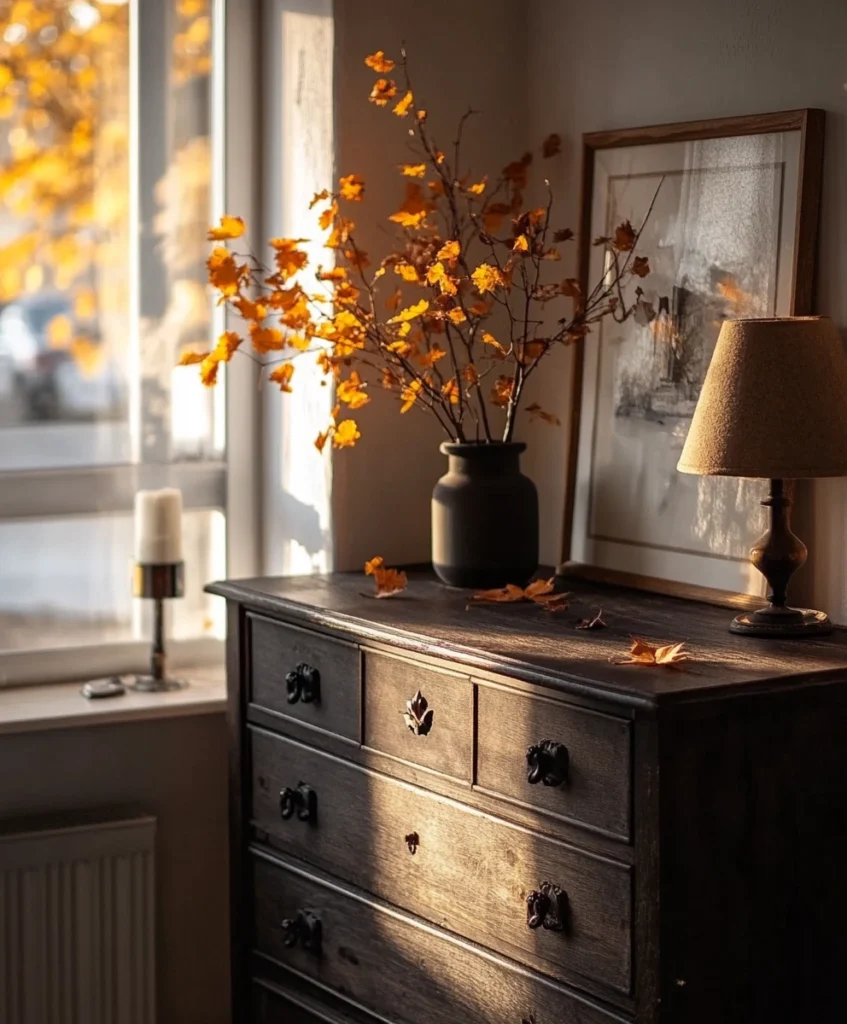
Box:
526;0;847;613
0;713;229;1024
331;0;533;570
330;0;847;616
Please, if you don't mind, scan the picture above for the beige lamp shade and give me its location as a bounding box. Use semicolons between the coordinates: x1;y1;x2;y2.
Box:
677;317;847;479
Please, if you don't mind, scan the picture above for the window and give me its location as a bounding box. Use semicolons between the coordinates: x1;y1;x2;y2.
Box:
0;0;258;682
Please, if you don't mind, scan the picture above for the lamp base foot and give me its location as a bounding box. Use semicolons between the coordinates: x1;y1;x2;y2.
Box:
730;606;832;638
129;675;189;693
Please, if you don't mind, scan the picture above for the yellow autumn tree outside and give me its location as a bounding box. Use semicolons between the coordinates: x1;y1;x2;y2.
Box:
0;0;211;387
194;46;654;450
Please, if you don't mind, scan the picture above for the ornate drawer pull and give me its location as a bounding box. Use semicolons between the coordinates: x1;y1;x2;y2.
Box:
285;663;321;705
403;689;433;736
279;782;318;822
526;882;568;932
526;739;569;787
281;909;322;953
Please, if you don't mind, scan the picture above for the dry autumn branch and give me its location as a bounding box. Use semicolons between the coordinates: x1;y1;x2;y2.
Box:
192;45;657;450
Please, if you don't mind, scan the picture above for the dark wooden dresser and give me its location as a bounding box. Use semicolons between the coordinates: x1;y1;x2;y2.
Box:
208;571;847;1024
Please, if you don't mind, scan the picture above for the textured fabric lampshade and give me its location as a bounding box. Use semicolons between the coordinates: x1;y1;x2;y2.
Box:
677;317;847;479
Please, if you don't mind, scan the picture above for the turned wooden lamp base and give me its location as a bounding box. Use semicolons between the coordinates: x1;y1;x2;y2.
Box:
730;479;833;639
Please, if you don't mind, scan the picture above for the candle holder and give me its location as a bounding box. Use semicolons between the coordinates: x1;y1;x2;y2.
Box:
130;562;188;692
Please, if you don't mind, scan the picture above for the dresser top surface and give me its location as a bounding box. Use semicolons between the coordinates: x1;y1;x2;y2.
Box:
209;571;847;707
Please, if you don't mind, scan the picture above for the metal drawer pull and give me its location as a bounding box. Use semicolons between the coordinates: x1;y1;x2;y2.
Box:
285;663;321;705
526;739;569;787
281;909;322;953
403;689;433;736
279;782;318;822
526;882;568;932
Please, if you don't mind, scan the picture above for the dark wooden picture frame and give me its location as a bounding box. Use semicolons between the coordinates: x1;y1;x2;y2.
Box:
559;108;825;605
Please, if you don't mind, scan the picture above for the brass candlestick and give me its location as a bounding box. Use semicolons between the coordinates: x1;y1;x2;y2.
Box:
130;562;188;692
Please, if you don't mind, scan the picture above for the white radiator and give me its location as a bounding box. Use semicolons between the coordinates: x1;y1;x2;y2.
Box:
0;815;156;1024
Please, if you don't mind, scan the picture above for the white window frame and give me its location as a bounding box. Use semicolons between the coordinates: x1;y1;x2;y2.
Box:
0;0;261;687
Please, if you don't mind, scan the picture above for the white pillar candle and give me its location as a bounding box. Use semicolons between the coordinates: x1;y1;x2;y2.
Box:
134;488;183;564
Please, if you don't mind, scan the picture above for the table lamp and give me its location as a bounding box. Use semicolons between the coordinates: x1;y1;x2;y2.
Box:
678;316;847;637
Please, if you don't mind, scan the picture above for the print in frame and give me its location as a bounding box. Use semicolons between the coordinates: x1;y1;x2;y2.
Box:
560;109;825;603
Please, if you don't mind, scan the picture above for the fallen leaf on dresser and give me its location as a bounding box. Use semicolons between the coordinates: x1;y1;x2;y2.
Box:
576;608;606;629
364;556;408;597
468;577;569;610
610;637;690;667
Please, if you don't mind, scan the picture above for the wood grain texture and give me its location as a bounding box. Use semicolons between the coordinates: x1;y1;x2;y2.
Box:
250;728;632;998
248;612;360;741
364;650;472;781
208;572;847;708
657;684;847;1022
475;682;631;840
252;850;627;1024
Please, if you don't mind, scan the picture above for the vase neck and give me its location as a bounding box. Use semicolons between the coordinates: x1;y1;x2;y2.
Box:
444;443;524;476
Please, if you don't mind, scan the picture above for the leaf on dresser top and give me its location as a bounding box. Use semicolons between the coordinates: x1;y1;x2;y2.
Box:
610;637;690;667
576;608;607;630
468;577;570;611
364;555;408;597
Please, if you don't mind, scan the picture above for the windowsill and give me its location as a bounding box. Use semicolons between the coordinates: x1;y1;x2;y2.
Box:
0;664;226;736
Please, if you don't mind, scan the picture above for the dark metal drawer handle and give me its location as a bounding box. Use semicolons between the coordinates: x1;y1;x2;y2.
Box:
286;663;321;704
526;882;568;932
526;740;569;787
279;782;318;822
281;909;322;953
403;689;433;736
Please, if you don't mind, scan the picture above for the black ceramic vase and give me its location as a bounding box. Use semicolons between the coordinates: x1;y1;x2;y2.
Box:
431;442;539;589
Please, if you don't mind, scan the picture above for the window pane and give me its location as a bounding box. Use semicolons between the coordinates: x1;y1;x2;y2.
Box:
0;509;225;651
0;0;221;469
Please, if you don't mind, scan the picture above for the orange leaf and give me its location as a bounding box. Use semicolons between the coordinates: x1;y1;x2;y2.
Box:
553;228;574;243
561;278;581;298
394;262;421;283
388;298;429;324
333;419;361;448
466;178;487;196
178;348;209;366
612;220;637;252
610;638;690;667
364;51;395;73
524;578;555;600
426;261;457;296
400;378;423;413
437;240;460;263
314;428;332;453
364;556;408;598
269;362;294;391
441;378;460;405
481;330;506;355
393;90;414;117
631;256;650;278
401;163;426;177
369;78;398;106
337;370;370;409
249;323;285;354
541;133;562;158
207;246;249;297
471;263;506;295
384;288;403;311
446;307;466;324
389;182;433;229
339;174;365;201
468;577;568;610
207;215;245;241
270;237;309;279
233;296;267;321
471;584;526;603
512;234;529;252
491;375;514;407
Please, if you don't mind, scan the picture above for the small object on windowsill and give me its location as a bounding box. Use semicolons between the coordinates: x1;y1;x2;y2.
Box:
81;677;127;699
130;489;188;693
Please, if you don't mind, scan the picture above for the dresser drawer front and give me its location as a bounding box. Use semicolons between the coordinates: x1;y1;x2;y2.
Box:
252;982;322;1024
249;614;360;742
363;650;472;780
476;684;632;840
253;853;623;1024
251;730;632;995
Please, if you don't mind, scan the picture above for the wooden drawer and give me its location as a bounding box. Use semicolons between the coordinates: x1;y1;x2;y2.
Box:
252;982;322;1024
476;684;632;840
249;613;360;742
251;729;632;996
363;650;472;780
252;852;624;1024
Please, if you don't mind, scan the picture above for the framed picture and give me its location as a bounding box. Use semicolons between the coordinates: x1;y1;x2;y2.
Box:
560;109;825;603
